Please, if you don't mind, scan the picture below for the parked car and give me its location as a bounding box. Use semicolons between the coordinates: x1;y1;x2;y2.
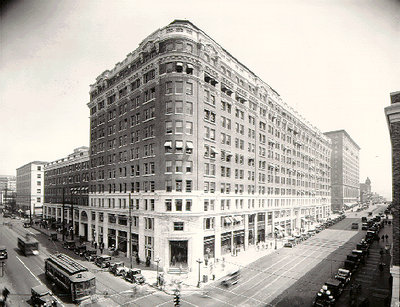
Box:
123;268;146;284
84;248;97;261
95;254;112;268
351;223;359;229
335;268;351;284
23;222;31;228
0;246;7;260
323;279;344;298
74;245;87;257
62;240;76;250
109;261;129;276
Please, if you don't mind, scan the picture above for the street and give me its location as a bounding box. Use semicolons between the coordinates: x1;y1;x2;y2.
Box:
0;204;389;306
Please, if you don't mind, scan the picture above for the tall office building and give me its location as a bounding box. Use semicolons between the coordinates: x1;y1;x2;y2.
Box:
16;161;47;217
86;20;332;271
359;177;371;204
324;130;360;212
384;90;400;306
42;147;90;238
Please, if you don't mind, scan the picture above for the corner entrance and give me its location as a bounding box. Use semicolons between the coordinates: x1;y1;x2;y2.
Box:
169;240;188;268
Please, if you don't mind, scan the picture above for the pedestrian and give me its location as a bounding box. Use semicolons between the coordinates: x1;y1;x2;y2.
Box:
382;234;385;241
385;234;388;242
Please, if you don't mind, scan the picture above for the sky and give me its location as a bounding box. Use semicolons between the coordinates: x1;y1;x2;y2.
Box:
1;0;399;200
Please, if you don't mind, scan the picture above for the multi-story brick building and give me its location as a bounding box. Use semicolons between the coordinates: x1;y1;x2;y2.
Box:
86;20;332;272
16;161;47;218
43;147;90;238
324;130;360;212
384;90;400;306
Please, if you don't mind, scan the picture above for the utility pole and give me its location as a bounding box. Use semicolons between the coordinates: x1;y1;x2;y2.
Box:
129;193;132;269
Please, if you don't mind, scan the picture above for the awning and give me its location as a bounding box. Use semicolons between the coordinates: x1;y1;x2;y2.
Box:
186;141;194;149
224;217;233;224
164;141;172;148
187;64;194;70
176;62;183;67
175;141;183;148
226;151;233;157
234;216;243;222
211;147;218;154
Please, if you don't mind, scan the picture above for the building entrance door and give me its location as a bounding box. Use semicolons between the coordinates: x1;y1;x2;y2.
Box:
169;240;188;268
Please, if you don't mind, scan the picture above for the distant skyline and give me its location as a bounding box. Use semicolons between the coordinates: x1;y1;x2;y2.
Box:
1;0;399;200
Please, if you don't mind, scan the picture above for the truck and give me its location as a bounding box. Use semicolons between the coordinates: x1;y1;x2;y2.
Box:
18;237;39;256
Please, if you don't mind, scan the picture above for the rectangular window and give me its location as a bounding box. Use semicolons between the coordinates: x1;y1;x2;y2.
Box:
175;100;183;114
166;121;173;134
175;120;183;133
186;101;193;115
175;180;183;192
175;199;183;211
166;81;173;94
175;81;183;94
165;199;172;211
175;160;183;173
186;122;193;135
186;82;193;95
174;222;184;231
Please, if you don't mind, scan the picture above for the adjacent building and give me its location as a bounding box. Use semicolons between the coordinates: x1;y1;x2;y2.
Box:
324;130;360;212
359;177;371;204
42;147;90;239
0;175;16;212
85;20;332;272
16;161;47;218
384;90;400;306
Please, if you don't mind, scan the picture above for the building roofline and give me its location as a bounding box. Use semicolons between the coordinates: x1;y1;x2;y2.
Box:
324;129;361;150
16;161;48;170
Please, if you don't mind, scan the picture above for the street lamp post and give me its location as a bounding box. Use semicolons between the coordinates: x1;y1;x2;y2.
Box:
196;258;203;288
155;257;160;286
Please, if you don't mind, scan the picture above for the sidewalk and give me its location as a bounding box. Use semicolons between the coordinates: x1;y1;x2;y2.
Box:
31;224;288;294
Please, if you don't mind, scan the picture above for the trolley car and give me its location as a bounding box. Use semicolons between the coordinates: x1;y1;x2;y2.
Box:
45;253;96;303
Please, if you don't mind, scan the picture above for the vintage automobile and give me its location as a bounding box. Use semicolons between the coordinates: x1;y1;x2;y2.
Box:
74;245;87;257
324;279;344;297
123;268;146;284
95;254;112;268
344;260;358;273
23;222;31;228
351;223;359;229
84;248;97;261
109;261;129;276
313;286;336;307
62;240;76;250
0;246;7;260
30;284;57;307
284;242;294;248
221;269;240;287
335;268;351;284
